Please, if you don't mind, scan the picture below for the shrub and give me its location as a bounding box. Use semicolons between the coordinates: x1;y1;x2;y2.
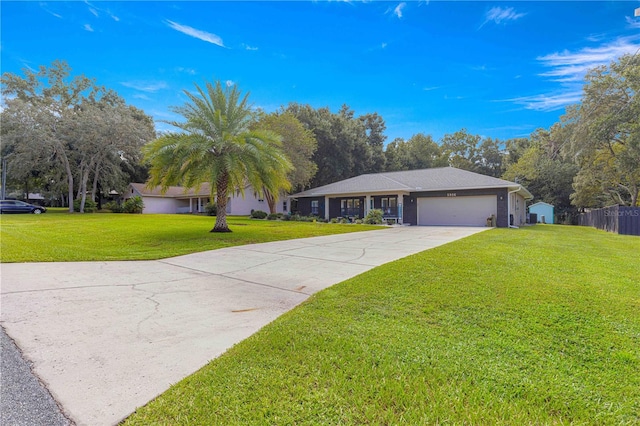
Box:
123;196;144;214
103;201;124;213
364;208;384;224
286;214;317;222
330;218;338;224
251;210;268;219
267;213;279;220
355;219;363;224
204;202;217;216
74;198;97;213
281;214;291;221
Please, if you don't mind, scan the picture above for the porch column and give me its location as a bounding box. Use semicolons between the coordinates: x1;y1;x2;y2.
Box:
365;195;371;217
189;198;193;213
397;193;404;224
324;196;330;220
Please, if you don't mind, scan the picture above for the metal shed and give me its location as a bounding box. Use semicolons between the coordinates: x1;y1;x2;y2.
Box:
529;201;554;224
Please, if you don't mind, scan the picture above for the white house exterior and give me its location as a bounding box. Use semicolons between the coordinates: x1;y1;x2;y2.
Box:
125;183;288;215
528;201;554;224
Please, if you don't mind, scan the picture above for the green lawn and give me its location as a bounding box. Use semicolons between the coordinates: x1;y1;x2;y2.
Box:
124;225;640;425
0;213;380;262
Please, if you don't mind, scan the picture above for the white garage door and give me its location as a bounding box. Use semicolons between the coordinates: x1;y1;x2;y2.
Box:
417;195;497;226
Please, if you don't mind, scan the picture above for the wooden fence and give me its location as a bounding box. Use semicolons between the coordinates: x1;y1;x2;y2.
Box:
578;205;640;236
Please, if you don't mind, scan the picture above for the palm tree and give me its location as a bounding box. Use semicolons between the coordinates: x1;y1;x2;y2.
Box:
143;81;292;232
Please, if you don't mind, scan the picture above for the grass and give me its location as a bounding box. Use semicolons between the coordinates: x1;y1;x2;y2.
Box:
123;225;640;425
0;212;380;262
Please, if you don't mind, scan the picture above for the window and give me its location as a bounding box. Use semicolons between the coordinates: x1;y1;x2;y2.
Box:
380;197;397;216
381;197;397;209
311;200;319;215
340;198;361;217
283;201;287;212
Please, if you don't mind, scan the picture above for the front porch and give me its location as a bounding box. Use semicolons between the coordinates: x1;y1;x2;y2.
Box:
176;196;211;214
290;192;409;223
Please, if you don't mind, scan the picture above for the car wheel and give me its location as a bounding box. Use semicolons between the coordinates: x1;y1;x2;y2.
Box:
33;209;43;214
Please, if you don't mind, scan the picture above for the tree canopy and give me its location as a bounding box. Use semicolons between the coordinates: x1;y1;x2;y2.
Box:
567;54;640;207
503;127;579;215
1;60;155;212
251;111;317;213
285;103;385;187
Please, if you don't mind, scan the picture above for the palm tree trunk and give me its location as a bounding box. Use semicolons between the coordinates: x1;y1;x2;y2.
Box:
264;187;277;214
211;172;232;232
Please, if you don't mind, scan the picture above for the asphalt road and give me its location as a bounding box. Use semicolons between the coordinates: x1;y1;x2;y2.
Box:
1;327;71;425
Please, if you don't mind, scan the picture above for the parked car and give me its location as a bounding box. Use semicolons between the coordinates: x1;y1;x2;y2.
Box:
0;200;47;214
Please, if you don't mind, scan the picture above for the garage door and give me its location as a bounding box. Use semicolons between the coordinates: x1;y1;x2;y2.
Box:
417;195;497;226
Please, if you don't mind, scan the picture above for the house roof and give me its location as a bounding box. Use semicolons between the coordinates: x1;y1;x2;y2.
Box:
529;201;554;208
291;167;533;199
130;182;212;198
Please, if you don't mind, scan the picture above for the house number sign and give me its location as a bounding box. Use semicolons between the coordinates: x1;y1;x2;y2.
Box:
446;193;457;197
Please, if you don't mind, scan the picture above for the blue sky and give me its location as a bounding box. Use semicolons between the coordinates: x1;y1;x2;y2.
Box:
2;1;640;143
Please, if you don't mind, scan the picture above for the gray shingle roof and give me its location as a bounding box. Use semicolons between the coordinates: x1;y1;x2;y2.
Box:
130;182;212;198
292;167;531;198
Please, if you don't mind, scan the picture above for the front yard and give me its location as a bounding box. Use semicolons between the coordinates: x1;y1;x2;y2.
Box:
0;213;380;262
124;225;640;425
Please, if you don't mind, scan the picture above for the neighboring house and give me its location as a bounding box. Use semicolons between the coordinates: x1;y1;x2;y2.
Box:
126;183;288;215
528;201;554;224
290;167;533;227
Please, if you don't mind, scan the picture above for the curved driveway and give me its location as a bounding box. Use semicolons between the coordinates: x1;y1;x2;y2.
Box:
0;226;487;426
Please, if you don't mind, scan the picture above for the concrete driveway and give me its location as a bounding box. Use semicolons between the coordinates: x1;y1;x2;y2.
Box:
0;226;487;425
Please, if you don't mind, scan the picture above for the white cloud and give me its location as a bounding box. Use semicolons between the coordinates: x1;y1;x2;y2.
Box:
40;4;63;19
243;44;258;51
537;36;640;82
626;16;640;29
19;61;36;72
111;14;120;22
507;91;583;112
83;24;94;32
393;2;406;19
225;80;235;88
176;67;196;75
89;8;98;17
133;94;152;101
507;36;640;112
165;20;225;47
121;81;168;93
381;42;388;49
481;7;525;27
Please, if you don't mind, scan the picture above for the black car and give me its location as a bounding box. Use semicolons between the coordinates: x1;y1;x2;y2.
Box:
0;200;47;214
